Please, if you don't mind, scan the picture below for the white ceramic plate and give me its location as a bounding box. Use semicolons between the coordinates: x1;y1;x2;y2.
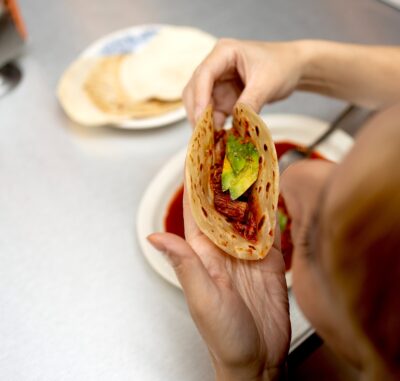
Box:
80;24;186;129
137;114;354;289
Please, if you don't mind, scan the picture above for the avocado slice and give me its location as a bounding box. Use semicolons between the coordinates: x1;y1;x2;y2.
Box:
278;210;288;232
226;134;247;174
221;134;260;200
221;156;235;192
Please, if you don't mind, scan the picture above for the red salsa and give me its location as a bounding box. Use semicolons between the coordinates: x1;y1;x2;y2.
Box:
164;186;185;239
275;141;326;160
164;141;326;270
279;194;293;271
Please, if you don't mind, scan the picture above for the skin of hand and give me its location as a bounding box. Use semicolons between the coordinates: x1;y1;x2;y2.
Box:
148;187;290;381
183;39;305;127
183;39;400;127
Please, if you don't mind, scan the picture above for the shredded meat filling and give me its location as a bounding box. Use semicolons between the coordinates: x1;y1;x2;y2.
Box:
212;167;248;222
233;212;257;242
211;130;258;242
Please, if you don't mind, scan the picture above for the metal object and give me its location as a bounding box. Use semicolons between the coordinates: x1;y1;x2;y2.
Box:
0;61;21;97
278;105;356;173
379;0;400;11
0;3;25;98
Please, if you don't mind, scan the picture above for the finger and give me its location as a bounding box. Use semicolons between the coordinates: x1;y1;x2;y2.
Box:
182;173;228;280
182;80;196;127
213;110;227;129
193;42;237;121
184;80;231;129
212;79;243;116
258;246;287;275
182;183;202;242
147;232;216;302
192;68;213;122
236;79;268;113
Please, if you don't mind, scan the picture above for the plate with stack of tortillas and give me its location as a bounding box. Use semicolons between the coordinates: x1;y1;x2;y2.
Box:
57;25;216;129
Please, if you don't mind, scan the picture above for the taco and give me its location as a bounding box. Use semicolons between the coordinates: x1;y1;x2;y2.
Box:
185;103;279;260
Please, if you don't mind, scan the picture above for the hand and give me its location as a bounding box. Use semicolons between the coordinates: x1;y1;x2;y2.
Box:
183;39;305;127
148;188;290;381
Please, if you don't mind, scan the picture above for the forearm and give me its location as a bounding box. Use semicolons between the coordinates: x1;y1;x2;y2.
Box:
296;40;400;109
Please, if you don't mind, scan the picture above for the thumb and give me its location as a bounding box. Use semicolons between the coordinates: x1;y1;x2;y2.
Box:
147;232;216;300
236;81;267;113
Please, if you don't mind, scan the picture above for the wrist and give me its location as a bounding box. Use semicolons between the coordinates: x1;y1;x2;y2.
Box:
292;39;321;86
214;363;286;381
294;39;355;98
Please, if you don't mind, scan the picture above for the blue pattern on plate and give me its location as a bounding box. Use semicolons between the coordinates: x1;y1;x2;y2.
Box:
100;27;160;55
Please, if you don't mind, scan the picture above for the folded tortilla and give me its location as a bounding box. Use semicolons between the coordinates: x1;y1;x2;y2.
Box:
57;56;182;127
185;103;279;260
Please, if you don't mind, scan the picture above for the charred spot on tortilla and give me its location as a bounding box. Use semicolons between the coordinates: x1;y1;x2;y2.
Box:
185;103;279;260
258;215;265;231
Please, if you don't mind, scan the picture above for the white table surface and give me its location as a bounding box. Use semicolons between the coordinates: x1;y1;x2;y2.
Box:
1;1;399;380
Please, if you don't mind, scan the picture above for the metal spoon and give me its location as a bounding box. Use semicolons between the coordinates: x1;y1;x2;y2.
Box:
278;104;356;173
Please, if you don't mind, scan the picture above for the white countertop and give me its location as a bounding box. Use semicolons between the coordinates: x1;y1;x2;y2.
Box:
1;1;399;380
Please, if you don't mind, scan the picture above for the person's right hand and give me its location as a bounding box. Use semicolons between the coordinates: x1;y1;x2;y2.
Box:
183;39;305;127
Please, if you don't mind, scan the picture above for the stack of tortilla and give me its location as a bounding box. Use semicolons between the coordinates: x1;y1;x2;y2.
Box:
57;26;216;126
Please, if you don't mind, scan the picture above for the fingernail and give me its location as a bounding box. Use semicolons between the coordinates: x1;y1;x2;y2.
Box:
147;234;166;252
147;235;175;266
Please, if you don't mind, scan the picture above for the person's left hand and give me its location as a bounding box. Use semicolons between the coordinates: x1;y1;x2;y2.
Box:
148;188;290;381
